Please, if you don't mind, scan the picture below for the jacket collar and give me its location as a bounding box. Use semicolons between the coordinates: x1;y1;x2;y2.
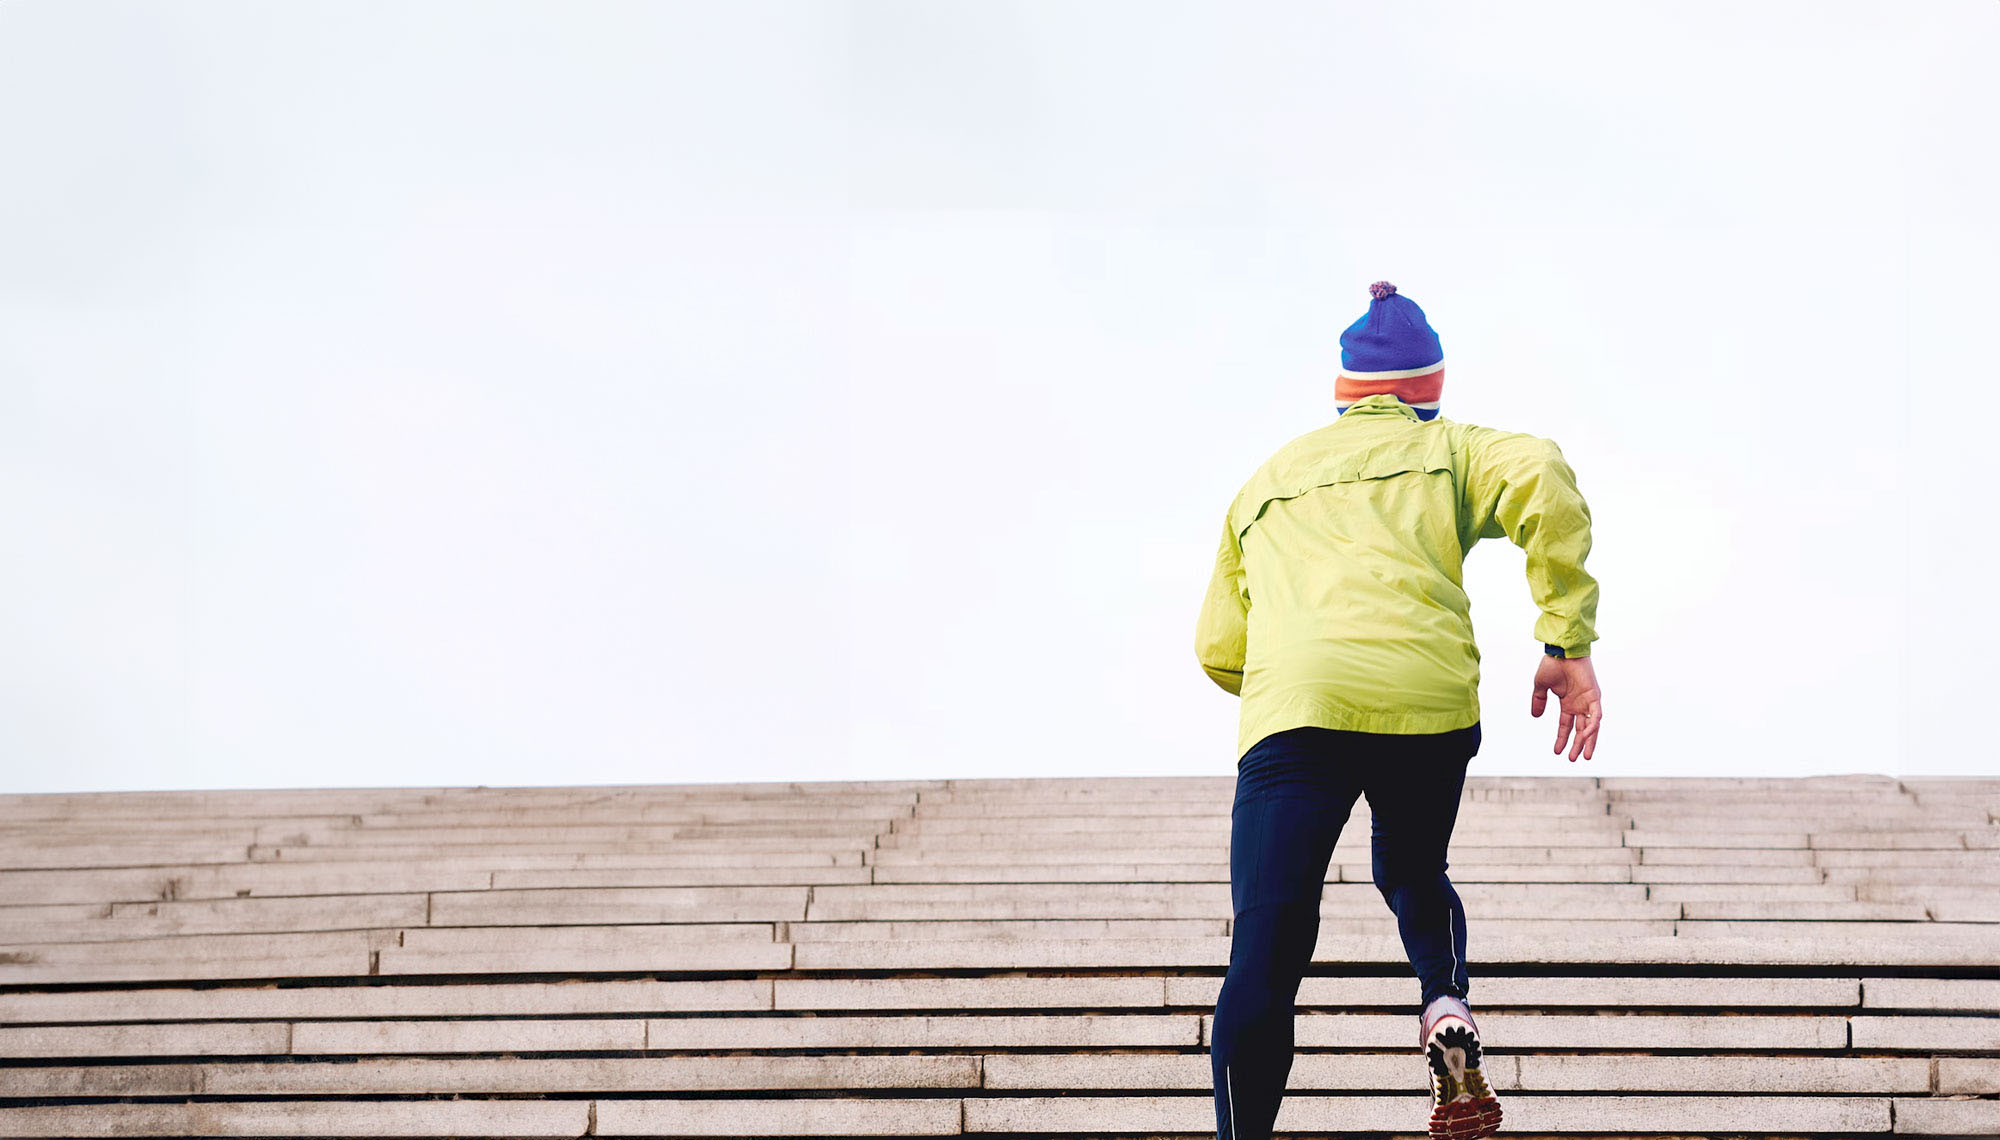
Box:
1339;393;1423;422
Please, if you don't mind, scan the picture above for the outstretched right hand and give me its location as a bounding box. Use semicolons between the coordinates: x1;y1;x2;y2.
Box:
1532;654;1603;762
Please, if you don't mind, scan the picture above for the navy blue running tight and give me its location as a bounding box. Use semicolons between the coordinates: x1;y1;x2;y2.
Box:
1210;722;1482;1140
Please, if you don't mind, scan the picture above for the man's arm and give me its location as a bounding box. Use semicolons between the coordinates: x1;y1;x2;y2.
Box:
1453;424;1600;657
1194;507;1249;695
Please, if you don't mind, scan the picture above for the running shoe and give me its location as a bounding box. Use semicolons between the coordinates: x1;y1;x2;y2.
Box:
1420;993;1503;1140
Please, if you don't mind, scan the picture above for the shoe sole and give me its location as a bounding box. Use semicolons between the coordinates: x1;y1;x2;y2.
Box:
1425;1015;1503;1140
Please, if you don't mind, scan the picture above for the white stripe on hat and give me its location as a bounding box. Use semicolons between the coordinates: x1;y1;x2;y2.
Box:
1337;358;1446;380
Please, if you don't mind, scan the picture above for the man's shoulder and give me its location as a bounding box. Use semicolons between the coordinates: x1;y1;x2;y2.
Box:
1236;422;1341;495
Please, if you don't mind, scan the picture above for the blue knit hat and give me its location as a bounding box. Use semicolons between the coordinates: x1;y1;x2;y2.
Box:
1336;281;1446;420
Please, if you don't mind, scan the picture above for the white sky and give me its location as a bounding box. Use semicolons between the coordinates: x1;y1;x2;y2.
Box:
3;1;1995;794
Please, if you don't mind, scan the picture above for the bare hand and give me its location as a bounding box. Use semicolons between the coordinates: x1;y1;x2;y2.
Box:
1531;654;1602;762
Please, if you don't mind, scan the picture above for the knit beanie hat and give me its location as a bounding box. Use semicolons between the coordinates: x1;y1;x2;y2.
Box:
1336;281;1445;421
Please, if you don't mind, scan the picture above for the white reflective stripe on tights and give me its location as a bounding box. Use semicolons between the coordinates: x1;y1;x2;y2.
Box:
1226;1062;1237;1138
1446;904;1458;997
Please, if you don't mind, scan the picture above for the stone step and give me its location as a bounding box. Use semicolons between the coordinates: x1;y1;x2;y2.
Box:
872;832;1636;852
870;862;1640;883
5;894;434;942
783;917;1677;940
596;1096;963;1136
0;978;775;1023
0;843;256;870
1938;1057;2000;1094
803;882;1666;920
1605;785;1902;797
0;1022;294;1059
0;864;1752;908
0;933;789;985
0;856;870;907
352;800;925;826
0;817;355;837
1604;776;1901;789
245;839;882;861
897;805;1991;832
1900;777;2000;791
1851;1015;2000;1050
885;819;1632;839
1642;883;1855;901
1165;975;1867;1011
375;940;794;977
251;821;900;846
0;1091;1962;1136
0;928;397;963
1810;829;2000;849
1896;1096;2000;1135
865;845;1651;866
427;885;811;925
1818;849;2000;867
1860;978;2000;1009
1925;899;2000;921
0;974;1867;1025
912;799;1615;818
1677;919;1995;939
250;820;892;848
1675;901;1929;920
1624;865;1827;883
0;783;937;820
0;1054;982;1096
1636;846;1822;866
981;1052;1934;1094
1545;864;1838;884
1824;866;2000;886
787;933;2000;970
960;1093;1894;1135
0;1101;593;1137
0;1051;1944;1098
0;953;371;986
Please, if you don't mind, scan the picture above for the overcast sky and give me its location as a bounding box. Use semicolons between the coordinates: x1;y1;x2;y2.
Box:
3;1;1995;794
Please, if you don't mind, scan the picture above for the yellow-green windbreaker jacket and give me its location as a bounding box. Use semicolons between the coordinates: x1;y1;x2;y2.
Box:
1195;392;1600;761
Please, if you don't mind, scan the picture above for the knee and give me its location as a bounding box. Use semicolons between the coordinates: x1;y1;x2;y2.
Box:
1372;862;1449;902
1214;969;1292;1045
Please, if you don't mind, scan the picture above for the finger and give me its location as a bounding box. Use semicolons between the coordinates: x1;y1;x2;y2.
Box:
1573;702;1603;762
1530;683;1547;718
1554;710;1574;755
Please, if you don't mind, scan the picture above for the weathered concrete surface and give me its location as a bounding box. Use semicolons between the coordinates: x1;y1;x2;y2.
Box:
1;773;1994;1137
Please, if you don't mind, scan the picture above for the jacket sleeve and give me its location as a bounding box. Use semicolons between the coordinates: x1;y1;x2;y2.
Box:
1194;506;1249;695
1455;424;1601;657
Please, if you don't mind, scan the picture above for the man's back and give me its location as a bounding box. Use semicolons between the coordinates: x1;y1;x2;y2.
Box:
1195;391;1600;761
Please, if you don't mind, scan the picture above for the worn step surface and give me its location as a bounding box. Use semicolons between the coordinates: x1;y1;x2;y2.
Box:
1;773;1995;1137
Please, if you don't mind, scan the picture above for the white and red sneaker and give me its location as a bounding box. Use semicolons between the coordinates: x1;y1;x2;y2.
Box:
1420;994;1503;1140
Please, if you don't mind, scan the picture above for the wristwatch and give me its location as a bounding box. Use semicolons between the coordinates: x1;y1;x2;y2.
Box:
1544;643;1567;659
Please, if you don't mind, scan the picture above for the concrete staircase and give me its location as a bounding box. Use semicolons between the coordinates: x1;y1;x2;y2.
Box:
0;773;1996;1138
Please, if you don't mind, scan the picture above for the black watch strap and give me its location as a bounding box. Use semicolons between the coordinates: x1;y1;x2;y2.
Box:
1544;643;1567;658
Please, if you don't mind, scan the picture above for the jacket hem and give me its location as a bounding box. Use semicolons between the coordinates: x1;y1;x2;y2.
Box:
1238;706;1482;762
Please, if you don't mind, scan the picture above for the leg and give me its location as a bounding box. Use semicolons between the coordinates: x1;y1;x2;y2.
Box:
1364;722;1480;1009
1211;728;1361;1140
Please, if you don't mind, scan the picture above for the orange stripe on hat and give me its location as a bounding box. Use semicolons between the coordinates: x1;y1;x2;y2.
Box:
1335;364;1444;405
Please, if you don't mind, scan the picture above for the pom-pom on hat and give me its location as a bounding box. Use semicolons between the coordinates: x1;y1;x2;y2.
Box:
1336;281;1445;420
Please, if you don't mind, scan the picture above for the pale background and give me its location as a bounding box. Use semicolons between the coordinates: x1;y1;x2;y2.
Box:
3;0;1994;794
